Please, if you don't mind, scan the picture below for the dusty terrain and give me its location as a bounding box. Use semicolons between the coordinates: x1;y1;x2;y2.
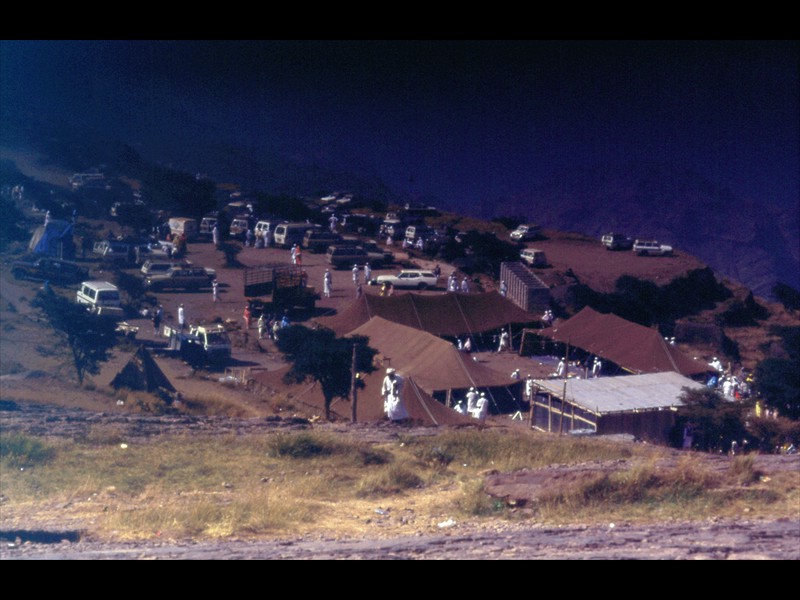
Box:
1;400;799;560
2;185;799;558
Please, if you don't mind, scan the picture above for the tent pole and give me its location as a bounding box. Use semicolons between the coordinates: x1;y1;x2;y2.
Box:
446;388;452;408
559;337;569;436
350;343;358;423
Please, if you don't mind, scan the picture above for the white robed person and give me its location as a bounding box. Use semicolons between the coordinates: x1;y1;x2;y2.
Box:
470;392;489;423
381;368;409;422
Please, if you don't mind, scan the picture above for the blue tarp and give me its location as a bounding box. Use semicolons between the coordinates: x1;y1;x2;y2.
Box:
30;220;74;257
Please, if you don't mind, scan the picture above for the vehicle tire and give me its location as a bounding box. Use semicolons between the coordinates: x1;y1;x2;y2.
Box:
418;282;428;290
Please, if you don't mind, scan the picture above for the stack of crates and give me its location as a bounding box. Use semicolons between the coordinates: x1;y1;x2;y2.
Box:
500;262;550;313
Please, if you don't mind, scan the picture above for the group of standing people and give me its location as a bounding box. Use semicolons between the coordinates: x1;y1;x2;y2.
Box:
446;273;472;293
453;387;489;423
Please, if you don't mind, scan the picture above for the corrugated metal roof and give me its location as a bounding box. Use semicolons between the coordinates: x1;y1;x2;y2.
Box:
532;372;704;415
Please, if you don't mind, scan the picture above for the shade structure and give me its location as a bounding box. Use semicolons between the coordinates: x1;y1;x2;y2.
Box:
346;316;513;394
316;291;536;337
538;306;709;377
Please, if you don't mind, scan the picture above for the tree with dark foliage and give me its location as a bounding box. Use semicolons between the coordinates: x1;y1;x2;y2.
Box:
676;387;750;453
754;326;800;420
33;291;118;385
773;282;800;312
275;325;377;420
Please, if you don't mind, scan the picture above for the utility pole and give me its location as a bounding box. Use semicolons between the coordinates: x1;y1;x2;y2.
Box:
350;342;358;423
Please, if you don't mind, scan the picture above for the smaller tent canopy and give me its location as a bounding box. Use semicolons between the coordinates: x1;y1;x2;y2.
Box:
538;306;709;377
111;346;176;394
28;219;75;257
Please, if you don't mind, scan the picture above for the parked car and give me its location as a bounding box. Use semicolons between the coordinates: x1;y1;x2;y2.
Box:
510;224;541;242
76;280;125;318
374;269;439;290
144;265;215;291
303;230;343;253
633;239;673;256
229;215;255;240
140;259;194;277
359;240;395;265
601;233;634;251
93;240;135;265
11;255;89;284
520;248;547;267
168;217;199;241
326;245;370;269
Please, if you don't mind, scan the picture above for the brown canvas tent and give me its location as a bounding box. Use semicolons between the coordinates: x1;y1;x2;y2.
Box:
111;346;176;394
316;291;536;337
250;365;474;427
537;306;709;377
346;316;513;394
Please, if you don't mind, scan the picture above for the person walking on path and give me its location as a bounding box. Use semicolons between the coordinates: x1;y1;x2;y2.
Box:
212;279;219;302
352;264;360;286
153;305;163;336
323;269;332;298
243;304;252;330
363;263;372;284
257;313;266;339
177;304;185;332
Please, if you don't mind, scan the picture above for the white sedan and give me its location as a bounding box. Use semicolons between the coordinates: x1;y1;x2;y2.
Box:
374;270;439;290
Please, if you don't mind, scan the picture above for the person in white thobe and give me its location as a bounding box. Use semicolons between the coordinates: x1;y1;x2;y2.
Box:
381;368;408;421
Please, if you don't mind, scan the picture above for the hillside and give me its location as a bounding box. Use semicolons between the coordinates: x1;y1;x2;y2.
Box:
470;163;799;301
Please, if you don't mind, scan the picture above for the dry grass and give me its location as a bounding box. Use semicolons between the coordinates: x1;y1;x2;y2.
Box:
1;430;797;541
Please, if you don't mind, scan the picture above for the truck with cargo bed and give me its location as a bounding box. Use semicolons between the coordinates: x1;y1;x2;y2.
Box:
243;263;319;315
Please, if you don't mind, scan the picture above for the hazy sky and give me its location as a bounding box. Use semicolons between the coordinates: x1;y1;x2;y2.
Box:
2;40;797;211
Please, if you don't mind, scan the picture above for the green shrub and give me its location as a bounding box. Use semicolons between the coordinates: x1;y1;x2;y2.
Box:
0;434;56;467
266;432;342;459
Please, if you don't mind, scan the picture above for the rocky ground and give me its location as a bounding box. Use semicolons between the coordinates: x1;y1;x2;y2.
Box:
3;517;798;560
1;401;798;560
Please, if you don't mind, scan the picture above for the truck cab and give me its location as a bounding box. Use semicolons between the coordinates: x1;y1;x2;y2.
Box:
164;323;231;365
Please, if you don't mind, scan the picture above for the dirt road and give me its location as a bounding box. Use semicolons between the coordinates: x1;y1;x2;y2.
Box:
3;517;798;560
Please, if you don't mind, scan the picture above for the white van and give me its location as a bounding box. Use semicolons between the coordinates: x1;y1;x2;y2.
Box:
273;222;317;248
254;220;279;244
76;281;124;318
168;217;198;241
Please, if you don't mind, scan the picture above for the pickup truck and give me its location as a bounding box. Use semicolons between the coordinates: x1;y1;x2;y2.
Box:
11;255;89;284
163;324;231;365
243;263;318;314
144;265;215;291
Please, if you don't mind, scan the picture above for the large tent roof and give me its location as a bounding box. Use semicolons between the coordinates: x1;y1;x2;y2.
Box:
317;291;536;337
533;371;704;415
250;366;474;427
539;306;709;377
347;316;513;393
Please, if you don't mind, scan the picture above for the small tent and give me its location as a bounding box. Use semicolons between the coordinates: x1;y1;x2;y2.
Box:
28;219;76;258
111;346;176;394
